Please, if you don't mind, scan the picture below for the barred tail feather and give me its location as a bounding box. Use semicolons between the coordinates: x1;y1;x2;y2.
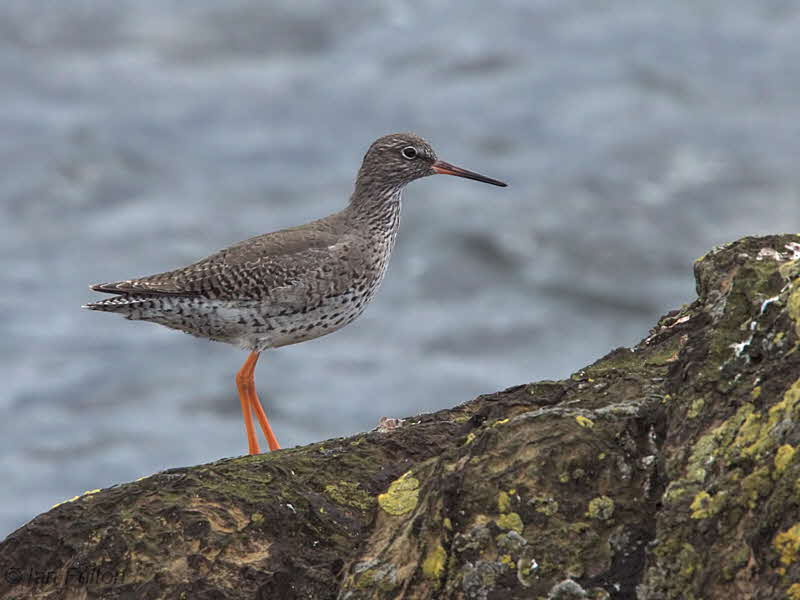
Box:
82;295;150;313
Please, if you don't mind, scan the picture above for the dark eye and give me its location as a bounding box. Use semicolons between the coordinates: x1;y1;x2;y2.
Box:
401;146;418;160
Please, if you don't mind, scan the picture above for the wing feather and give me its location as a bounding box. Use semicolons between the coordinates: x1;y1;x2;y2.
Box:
91;226;368;308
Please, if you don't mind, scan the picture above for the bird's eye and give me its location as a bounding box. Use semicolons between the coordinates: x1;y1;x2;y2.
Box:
401;146;418;160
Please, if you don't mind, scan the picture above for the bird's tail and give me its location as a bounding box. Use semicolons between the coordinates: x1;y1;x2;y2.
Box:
82;295;149;313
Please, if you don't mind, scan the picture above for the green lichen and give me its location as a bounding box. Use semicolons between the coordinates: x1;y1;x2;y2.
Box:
741;467;771;508
775;444;796;474
663;483;689;504
517;557;537;587
377;471;420;516
687;397;705;419
530;495;559;516
587;496;614;521
721;544;750;581
678;543;700;579
355;568;397;592
324;480;374;510
585;348;639;376
443;517;452;531
685;428;721;484
788;284;800;338
421;542;447;581
685;401;753;483
496;512;524;533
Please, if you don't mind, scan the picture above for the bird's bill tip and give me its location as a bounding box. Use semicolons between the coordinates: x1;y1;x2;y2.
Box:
432;160;507;187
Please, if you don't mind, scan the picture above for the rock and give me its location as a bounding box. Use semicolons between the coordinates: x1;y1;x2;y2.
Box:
2;234;799;600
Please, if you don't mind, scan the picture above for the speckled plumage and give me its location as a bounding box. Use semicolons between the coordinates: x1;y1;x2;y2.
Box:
87;197;401;350
85;132;506;454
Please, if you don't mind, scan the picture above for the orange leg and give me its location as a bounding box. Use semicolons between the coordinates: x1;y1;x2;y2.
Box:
235;351;262;455
235;351;281;454
251;391;281;451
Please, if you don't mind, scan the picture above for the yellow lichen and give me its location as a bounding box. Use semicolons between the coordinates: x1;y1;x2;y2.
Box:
690;491;711;519
51;495;80;509
740;379;800;459
492;418;510;427
497;491;511;513
463;432;476;446
751;386;762;400
690;490;726;519
575;415;594;428
788;583;800;600
500;554;514;567
775;445;796;474
587;496;614;521
251;512;264;523
51;488;101;509
443;517;452;531
421;542;447;580
377;471;420;516
496;512;524;533
774;523;800;568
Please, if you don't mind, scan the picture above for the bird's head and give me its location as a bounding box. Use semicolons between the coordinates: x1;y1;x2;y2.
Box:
356;133;507;192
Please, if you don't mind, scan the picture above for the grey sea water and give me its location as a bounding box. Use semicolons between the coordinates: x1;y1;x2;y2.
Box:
2;0;799;537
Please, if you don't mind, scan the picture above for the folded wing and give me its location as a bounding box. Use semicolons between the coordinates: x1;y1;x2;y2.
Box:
91;226;369;311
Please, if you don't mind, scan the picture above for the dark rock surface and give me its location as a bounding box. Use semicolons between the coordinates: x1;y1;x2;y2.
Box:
2;234;799;599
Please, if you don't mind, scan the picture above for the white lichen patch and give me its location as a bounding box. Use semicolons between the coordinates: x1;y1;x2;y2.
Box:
786;242;800;260
757;247;782;261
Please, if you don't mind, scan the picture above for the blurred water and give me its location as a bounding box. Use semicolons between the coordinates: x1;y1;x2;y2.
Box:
2;0;800;537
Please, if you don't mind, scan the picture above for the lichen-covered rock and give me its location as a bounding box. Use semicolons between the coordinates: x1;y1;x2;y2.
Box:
1;234;799;600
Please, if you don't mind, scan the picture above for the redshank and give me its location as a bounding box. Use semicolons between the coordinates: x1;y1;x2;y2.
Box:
84;133;507;455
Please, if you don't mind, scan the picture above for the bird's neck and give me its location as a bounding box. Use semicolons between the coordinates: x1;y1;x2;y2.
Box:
347;179;404;238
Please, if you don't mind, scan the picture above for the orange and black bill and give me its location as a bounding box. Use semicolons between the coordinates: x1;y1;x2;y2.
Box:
432;160;507;187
